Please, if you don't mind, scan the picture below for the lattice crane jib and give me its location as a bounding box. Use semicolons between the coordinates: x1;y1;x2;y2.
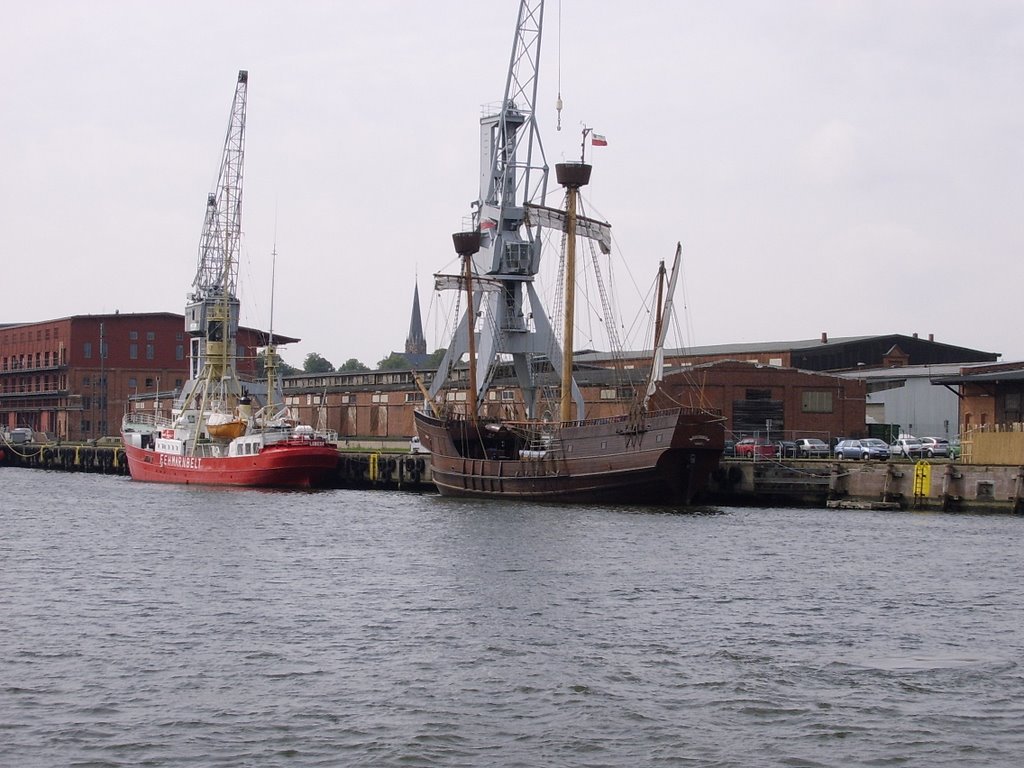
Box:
180;70;248;411
429;0;584;420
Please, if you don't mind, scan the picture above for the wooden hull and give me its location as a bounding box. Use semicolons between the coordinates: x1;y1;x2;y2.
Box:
414;407;724;505
122;439;339;488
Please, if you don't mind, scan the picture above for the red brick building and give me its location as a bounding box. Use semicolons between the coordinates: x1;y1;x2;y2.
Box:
282;359;867;445
0;313;275;441
657;360;867;442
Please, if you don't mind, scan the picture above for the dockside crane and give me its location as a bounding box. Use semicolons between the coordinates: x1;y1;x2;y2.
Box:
427;0;585;420
177;70;248;415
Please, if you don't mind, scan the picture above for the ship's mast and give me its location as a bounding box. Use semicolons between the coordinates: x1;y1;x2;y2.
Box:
179;70;248;412
429;0;584;420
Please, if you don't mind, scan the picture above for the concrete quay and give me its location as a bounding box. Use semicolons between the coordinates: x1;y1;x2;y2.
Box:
706;457;1024;513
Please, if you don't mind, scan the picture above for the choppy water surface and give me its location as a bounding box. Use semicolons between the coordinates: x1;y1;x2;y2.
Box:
3;467;1023;767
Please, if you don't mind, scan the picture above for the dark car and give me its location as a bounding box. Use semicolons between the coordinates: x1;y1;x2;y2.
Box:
794;438;830;458
775;440;798;458
734;437;777;458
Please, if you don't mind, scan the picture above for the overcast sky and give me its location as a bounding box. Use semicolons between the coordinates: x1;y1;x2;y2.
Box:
2;1;1022;368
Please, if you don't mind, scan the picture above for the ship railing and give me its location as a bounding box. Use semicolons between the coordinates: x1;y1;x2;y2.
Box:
123;410;175;429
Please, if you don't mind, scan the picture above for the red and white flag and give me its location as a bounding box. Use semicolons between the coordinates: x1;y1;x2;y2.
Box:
591;133;608;147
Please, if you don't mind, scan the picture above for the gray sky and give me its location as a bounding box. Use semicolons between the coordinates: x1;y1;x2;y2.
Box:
2;1;1022;368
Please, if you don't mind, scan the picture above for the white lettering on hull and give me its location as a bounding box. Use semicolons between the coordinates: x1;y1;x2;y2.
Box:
159;453;202;470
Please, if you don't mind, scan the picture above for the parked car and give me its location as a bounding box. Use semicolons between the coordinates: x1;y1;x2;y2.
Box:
7;427;33;444
948;437;962;460
734;437;777;458
834;438;891;460
723;439;736;457
891;437;926;459
794;438;830;458
919;437;950;458
775;440;798;458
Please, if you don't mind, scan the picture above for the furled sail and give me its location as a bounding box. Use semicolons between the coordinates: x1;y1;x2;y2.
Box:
525;203;612;254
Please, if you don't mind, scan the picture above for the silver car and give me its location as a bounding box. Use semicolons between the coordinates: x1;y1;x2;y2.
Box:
891;437;927;459
834;439;890;460
920;437;950;458
794;438;830;458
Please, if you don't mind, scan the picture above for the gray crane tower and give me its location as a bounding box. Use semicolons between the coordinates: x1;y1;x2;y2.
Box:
427;0;585;420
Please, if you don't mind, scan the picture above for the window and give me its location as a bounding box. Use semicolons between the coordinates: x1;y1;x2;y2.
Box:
128;377;137;389
405;392;420;403
372;393;388;404
146;344;154;360
83;376;91;386
176;345;184;361
145;378;155;387
146;331;155;341
129;343;138;360
84;342;92;359
501;390;515;401
802;391;834;413
129;331;139;340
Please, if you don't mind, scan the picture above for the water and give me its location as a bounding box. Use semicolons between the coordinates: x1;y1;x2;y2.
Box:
3;467;1023;767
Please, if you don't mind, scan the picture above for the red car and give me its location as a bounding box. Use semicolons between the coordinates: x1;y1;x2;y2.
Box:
734;437;777;458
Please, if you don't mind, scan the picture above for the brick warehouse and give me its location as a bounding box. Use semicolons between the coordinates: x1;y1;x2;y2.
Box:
282;359;868;445
0;313;285;441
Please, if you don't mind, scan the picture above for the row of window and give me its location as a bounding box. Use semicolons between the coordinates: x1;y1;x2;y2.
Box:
82;342;185;361
2;351;67;371
1;374;68;394
2;327;61;344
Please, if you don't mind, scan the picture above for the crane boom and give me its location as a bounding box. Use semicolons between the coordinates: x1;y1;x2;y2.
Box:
180;70;248;408
192;69;247;300
428;0;586;420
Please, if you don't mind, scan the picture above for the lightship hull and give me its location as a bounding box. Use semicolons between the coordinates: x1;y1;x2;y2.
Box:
121;439;338;488
415;407;723;505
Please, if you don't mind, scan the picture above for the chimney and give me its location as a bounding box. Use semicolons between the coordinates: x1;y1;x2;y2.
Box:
821;332;828;344
929;333;934;342
913;332;918;339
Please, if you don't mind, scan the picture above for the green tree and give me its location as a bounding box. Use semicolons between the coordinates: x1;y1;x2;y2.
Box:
338;358;370;372
303;352;334;373
255;350;299;378
377;352;410;371
426;348;447;367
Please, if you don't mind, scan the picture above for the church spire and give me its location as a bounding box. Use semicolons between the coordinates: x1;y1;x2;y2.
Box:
405;281;427;357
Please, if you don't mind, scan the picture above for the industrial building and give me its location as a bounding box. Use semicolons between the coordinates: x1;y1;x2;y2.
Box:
0;313;288;441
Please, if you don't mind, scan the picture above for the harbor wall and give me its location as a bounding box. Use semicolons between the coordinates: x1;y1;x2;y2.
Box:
706;458;1024;513
5;438;1023;511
